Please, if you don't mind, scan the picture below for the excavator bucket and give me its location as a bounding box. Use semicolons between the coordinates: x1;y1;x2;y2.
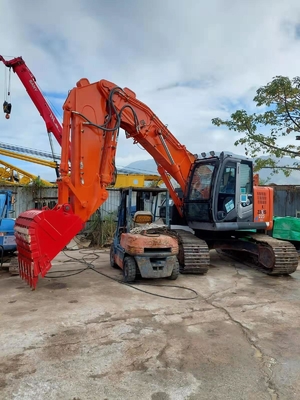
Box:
14;205;84;289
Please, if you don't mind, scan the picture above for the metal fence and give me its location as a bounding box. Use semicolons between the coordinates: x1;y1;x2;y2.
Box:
271;185;300;218
0;185;121;220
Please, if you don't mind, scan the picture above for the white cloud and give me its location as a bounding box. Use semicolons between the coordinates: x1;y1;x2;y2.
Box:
0;0;300;182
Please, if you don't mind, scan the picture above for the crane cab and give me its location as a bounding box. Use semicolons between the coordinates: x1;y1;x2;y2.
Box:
184;152;273;233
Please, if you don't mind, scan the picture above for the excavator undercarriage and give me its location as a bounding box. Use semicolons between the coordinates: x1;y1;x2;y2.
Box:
167;229;299;277
215;234;299;275
173;229;210;274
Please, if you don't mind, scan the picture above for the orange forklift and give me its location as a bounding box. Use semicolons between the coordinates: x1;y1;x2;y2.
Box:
110;187;179;282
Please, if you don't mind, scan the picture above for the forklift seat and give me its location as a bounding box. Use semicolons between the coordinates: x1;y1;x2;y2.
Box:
133;211;153;226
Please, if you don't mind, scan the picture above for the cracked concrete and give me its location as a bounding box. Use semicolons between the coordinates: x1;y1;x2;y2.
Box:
0;249;300;399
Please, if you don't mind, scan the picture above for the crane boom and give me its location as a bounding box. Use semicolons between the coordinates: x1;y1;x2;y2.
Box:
0;147;58;169
0;159;54;186
0;141;61;160
0;55;63;146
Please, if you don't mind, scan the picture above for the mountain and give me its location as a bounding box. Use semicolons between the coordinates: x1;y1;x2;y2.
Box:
122;154;300;185
119;159;158;175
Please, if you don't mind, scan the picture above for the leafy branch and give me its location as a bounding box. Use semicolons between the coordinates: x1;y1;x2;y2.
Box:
212;75;300;177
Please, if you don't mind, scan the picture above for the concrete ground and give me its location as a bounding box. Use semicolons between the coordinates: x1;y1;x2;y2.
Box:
0;249;300;400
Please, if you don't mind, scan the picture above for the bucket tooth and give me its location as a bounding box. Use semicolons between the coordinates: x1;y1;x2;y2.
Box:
14;204;84;289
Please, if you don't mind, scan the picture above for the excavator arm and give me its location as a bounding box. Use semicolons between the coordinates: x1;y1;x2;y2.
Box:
59;79;196;219
15;78;196;288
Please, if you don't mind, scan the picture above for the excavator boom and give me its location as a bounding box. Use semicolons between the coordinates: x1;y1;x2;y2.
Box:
14;78;196;288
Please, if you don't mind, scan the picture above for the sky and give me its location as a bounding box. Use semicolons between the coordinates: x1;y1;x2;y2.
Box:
0;0;300;182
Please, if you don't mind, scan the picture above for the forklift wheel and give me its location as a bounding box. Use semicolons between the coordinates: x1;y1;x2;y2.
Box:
123;256;137;283
110;244;119;269
168;260;180;280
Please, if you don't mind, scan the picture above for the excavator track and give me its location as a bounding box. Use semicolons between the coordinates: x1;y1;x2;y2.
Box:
172;229;210;274
217;234;299;276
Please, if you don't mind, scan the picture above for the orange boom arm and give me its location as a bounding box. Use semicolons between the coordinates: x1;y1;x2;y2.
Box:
15;78;196;288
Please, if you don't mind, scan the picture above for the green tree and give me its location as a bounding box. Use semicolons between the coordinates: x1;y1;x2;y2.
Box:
212;76;300;177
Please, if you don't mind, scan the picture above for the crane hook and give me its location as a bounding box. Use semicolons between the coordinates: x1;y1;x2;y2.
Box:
3;101;12;119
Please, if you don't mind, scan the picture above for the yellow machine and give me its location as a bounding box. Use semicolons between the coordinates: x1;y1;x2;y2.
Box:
0;142;164;188
0;159;54;186
111;173;164;188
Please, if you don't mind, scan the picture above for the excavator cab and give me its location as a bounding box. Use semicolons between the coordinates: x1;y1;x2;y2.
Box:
184;152;273;232
110;187;180;282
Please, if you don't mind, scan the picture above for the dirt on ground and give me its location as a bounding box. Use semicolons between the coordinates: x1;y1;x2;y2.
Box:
0;249;300;400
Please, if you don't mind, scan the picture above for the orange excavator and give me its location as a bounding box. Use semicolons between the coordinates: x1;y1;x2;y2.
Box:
8;77;298;288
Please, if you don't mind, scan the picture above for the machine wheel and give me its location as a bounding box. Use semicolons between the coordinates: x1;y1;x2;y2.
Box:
168;259;180;280
123;256;137;282
109;243;118;269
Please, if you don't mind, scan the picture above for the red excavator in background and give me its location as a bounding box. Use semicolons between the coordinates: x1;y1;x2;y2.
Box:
9;76;298;289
